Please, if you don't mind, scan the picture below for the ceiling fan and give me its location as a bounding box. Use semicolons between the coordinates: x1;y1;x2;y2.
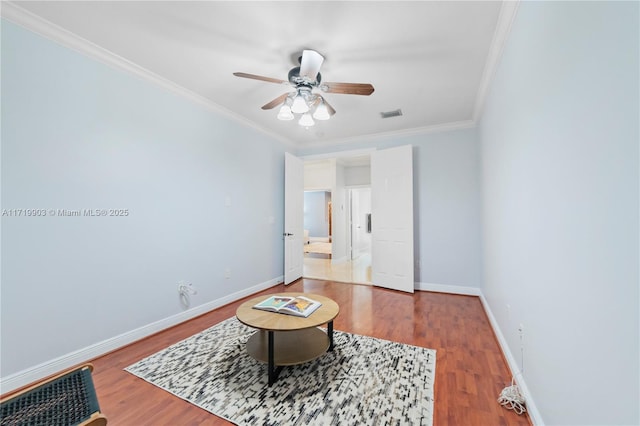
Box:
233;49;374;126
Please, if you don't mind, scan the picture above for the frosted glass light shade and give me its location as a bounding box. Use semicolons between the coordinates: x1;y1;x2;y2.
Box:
298;113;315;127
291;95;309;114
313;103;330;120
277;105;294;120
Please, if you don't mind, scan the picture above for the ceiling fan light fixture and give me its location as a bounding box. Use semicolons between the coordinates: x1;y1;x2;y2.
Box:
277;105;294;120
291;94;309;114
313;102;331;121
298;113;315;127
233;49;374;127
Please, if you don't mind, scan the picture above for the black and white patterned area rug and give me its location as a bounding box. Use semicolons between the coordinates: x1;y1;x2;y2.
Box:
125;317;436;425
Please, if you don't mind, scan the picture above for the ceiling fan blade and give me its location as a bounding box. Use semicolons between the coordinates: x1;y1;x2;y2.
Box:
299;50;324;80
233;72;287;85
322;82;375;96
261;93;290;110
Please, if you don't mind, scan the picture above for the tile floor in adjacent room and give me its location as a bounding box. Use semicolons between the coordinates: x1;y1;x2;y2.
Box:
303;252;371;284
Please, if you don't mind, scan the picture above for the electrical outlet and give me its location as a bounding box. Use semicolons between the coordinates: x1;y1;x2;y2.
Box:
178;281;197;294
518;323;524;337
225;268;231;279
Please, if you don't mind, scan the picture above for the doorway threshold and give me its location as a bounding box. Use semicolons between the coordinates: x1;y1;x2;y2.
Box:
303;254;371;285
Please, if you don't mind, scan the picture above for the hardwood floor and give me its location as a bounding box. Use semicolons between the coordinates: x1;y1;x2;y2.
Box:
82;280;531;425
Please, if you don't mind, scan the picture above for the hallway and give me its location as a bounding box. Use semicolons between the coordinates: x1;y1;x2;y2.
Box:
303;253;371;284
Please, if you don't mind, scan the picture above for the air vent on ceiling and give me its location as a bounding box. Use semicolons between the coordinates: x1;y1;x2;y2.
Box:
380;109;403;119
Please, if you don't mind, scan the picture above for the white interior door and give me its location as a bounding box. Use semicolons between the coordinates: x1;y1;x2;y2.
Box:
371;145;414;293
284;152;304;285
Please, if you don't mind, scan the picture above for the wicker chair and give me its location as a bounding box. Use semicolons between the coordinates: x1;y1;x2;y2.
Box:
0;363;107;426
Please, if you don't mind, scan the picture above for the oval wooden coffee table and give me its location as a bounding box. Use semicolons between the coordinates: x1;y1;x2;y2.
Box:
236;292;339;386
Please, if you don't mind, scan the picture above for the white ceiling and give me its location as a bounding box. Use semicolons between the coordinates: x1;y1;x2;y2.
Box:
5;1;515;148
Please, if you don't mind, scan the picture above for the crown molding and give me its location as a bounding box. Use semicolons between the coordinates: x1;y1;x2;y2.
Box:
1;1;502;151
301;119;476;150
472;0;520;123
301;147;377;162
0;1;296;149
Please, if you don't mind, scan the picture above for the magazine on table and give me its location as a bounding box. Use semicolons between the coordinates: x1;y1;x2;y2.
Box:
253;295;322;318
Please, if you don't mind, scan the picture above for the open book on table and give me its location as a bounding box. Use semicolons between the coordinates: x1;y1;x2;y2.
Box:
253;295;322;318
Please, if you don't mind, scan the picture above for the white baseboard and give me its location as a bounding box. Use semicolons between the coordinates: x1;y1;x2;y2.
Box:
0;276;283;394
3;276;543;426
415;281;481;296
416;281;542;425
479;293;544;426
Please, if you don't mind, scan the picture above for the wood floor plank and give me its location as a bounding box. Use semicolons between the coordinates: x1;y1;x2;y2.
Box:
7;279;532;425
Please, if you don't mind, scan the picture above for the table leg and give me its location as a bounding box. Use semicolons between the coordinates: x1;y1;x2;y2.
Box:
328;320;334;352
268;331;275;386
267;331;283;386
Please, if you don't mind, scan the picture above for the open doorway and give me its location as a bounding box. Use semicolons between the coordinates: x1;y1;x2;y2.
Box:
287;145;414;291
303;190;332;258
302;155;372;284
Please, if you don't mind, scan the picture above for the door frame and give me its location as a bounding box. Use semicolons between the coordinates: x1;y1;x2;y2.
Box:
347;185;372;261
302;148;375;268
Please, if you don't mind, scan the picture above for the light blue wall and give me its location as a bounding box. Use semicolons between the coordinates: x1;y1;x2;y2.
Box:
478;2;639;425
298;127;482;289
1;20;286;377
304;191;330;237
